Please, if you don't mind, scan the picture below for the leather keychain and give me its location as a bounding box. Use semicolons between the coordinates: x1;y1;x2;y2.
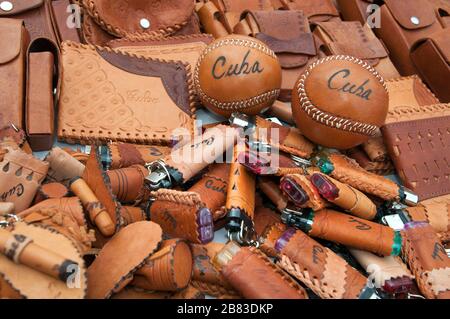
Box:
258;177;289;212
282;208;402;256
314;151;418;206
280;174;328;211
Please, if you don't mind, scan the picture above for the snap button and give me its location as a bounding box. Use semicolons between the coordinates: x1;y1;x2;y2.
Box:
0;1;13;11
410;16;420;25
140;18;151;29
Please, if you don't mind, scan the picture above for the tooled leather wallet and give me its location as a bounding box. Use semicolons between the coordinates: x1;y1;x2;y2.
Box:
57;41;196;146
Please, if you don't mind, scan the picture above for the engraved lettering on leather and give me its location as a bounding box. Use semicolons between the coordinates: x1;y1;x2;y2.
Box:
327;69;372;100
212;50;264;79
348;216;372;230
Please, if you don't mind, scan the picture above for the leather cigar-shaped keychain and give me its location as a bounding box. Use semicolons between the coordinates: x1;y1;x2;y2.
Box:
0;228;79;282
107;165;149;204
230;113;314;159
401;222;450;299
262;225;372;299
45;147;85;184
214;242;308;299
146;125;238;190
280;174;328;211
149;189;214;244
282;209;402;256
225;143;256;245
310;172;378;220
258;178;289;211
314;152;418;206
108;142;171;170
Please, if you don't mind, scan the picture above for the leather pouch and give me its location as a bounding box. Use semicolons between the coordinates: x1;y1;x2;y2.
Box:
401;222;450;299
58;41;196;146
234;10;320;101
0;19;28;128
375;0;442;75
313;20;400;80
281;0;340;23
26;52;54;151
50;0;82;43
0;149;48;212
87;221;163;299
81;0;195;38
108;142;171;170
381;116;450;201
336;0;375;25
411;28;450;103
132;239;193;292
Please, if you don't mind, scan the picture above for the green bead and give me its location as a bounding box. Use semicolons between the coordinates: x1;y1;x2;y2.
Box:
390;231;402;256
318;158;334;174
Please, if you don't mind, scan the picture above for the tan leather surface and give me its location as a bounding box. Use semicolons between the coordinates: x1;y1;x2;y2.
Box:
87;221;163;299
253;194;282;237
258;177;288;211
226;144;256;220
197;1;229;39
0;19;27;129
0;148;48;213
0;222;87;299
401;223;450;298
221;247;307;299
109;142;171;170
107;165;148;204
34;182;69;204
282;174;328;211
346;147;395;176
82;13;117;46
259;222;287;258
310;209;396;256
58;41;196;145
361;136;388;162
195;35;281;117
120;206;146;226
279;229;368;299
45;147;85;183
82;0;195;37
335;0;373;25
281;0;339;22
292;56;389;150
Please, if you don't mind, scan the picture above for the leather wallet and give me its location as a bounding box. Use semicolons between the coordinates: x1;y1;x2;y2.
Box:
81;0;195;38
0;148;48;213
0;19;28;129
313;20;400;80
50;0;83;44
58;41;196;146
374;0;443;75
26;52;54;151
411;28;450;103
381;116;450;201
280;0;340;23
234;10;321;101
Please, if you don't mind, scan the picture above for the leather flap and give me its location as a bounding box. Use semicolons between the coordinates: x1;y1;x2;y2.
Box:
429;28;450;64
0;19;23;64
0;0;43;16
384;0;436;30
256;33;316;56
214;0;273;13
282;0;339;18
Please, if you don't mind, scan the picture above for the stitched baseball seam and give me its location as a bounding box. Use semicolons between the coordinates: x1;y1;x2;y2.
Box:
296;55;386;136
194;38;279;111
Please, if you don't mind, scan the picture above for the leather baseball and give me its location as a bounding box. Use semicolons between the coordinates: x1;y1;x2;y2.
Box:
194;35;282;117
291;55;389;149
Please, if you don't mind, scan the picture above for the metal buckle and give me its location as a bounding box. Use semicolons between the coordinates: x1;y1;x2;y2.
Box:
144;160;172;190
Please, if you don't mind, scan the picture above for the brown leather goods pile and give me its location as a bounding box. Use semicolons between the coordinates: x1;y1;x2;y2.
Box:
0;0;449;299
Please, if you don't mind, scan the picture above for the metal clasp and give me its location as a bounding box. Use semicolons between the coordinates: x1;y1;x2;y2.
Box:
144;160;172;191
0;214;20;228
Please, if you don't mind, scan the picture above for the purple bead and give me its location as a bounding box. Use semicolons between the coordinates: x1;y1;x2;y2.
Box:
275;228;297;252
197;208;213;226
199;225;214;244
404;221;428;230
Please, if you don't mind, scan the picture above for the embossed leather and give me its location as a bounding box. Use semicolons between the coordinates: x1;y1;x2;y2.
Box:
281;0;340;23
58;41;196;145
0;19;28;129
382;116;450;200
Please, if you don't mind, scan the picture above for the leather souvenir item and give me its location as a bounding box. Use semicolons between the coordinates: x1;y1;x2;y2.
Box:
215;243;308;299
33;182;69;204
107;165;149;204
81;0;195;38
273;227;369;299
310;172;378;220
0;125;27;148
108;142;171;170
87;221;163;299
149;189;214;244
0;19;28;129
190;242;240;298
253;200;282;237
0;222;87;299
361;136;388;163
0;148;48;213
120;206;146;226
401;222;450;299
303;209;401;257
281;174;328;211
132;239;193;292
45;147;85;184
26;52;54;151
258;177;288;211
259;222;287;258
281;0;340;23
411;28;450;103
50;0;82;44
291;55;389;150
196;1;230;39
0;202;15;216
82;13;116;46
336;0;374;24
234;10;320;101
346;147;395;176
0;0;58;44
381;116;450;201
58;41;196;146
267;100;295;124
313;20;400;80
405;195;450;243
349;248;415;294
428;0;450;27
188;163;230;221
375;0;443;75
